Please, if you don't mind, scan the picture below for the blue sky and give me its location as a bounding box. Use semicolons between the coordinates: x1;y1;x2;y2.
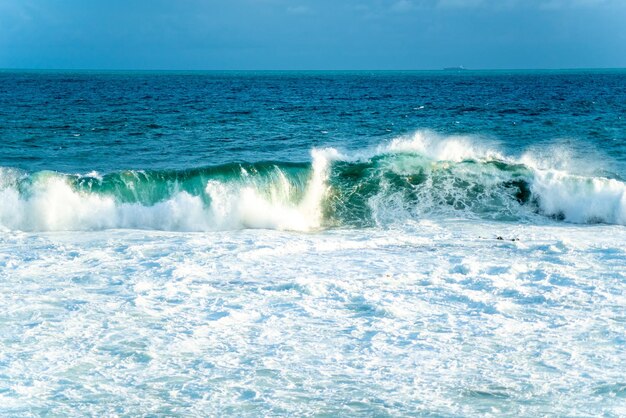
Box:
1;0;625;70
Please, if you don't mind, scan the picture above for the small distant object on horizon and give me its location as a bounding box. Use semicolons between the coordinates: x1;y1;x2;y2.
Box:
443;66;467;71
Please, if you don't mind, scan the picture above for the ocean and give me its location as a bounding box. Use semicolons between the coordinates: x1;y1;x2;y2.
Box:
1;70;625;416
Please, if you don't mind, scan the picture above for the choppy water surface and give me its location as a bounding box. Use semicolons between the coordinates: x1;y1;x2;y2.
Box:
1;70;625;416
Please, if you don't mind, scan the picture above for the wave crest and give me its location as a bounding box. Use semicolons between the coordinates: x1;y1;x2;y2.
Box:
1;131;625;231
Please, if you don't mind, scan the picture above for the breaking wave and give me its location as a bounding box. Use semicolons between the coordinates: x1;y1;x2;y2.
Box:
1;131;625;231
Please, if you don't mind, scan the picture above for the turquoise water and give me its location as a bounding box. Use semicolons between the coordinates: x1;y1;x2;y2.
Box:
1;70;625;416
3;69;625;173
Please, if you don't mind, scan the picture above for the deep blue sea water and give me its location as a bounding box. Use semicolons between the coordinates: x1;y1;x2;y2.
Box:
1;70;625;416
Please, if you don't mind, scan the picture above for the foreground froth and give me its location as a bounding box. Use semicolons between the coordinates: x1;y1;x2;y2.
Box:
1;222;625;416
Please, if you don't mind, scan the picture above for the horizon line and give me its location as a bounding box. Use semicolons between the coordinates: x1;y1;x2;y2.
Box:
1;66;626;73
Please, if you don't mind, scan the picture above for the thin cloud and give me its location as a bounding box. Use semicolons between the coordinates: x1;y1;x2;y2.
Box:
287;5;312;14
433;0;621;9
391;0;416;12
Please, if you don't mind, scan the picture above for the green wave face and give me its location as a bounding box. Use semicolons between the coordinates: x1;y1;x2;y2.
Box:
1;154;539;231
325;154;534;226
69;162;313;206
70;155;534;226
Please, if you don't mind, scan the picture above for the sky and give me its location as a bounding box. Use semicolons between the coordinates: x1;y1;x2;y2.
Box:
0;0;625;70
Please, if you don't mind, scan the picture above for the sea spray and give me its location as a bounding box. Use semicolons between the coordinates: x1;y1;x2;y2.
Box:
531;170;626;224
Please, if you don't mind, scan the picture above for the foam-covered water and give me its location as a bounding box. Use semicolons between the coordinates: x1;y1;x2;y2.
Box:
1;70;625;416
2;222;625;416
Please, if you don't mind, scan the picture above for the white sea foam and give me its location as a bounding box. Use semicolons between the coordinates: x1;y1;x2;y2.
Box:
0;176;211;231
531;170;626;224
1;221;625;416
383;129;503;162
0;150;334;232
203;149;332;231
